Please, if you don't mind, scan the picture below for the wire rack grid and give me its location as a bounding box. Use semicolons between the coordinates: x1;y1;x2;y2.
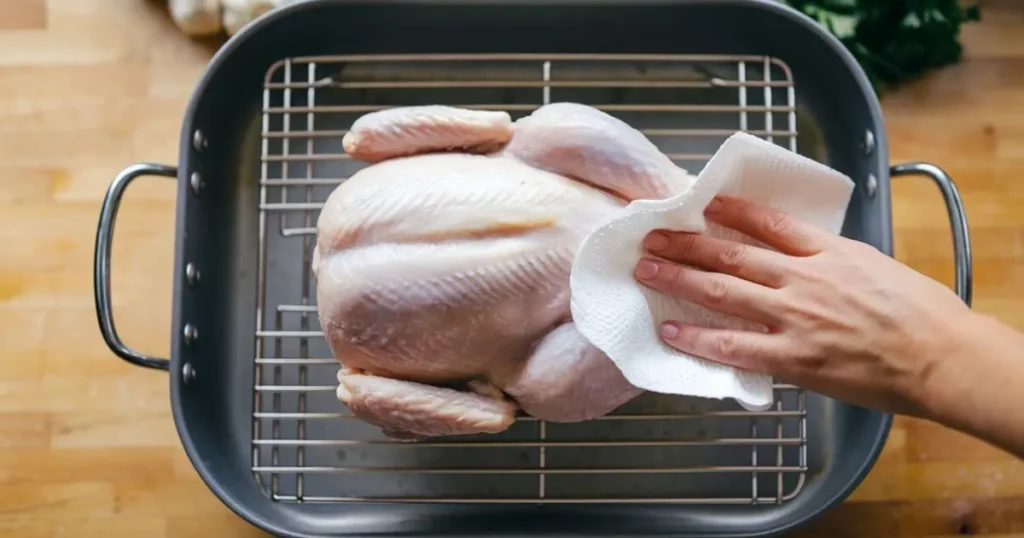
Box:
253;53;809;506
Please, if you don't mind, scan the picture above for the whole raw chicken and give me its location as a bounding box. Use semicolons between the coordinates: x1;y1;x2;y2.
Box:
313;102;695;439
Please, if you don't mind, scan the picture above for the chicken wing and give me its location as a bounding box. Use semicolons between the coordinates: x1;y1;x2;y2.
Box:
342;105;514;163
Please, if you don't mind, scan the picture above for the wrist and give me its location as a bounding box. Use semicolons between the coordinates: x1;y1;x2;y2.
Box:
891;308;1024;458
911;310;999;425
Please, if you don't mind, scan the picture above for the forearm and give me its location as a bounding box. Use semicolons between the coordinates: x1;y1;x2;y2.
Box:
917;312;1024;458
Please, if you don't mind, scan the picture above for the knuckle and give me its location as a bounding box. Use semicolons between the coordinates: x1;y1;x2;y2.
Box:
762;210;791;237
669;233;700;258
673;325;699;348
713;332;738;360
703;276;730;305
666;267;690;296
716;244;747;270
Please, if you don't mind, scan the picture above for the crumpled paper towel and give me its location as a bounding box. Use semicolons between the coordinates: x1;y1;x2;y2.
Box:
569;132;856;411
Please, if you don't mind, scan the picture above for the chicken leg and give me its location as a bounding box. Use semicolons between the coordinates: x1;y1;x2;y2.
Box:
503;102;695;201
499;322;644;422
337;369;518;439
337;322;641;437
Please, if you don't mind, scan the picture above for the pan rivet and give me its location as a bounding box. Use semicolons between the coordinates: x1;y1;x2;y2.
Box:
183;324;198;345
182;363;196;384
185;263;200;286
866;174;878;197
192;130;208;151
864;130;875;155
190;172;203;195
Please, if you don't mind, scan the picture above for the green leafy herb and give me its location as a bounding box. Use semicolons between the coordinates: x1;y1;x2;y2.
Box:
782;0;981;93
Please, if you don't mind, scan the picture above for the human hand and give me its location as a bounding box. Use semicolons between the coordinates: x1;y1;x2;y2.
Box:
632;195;974;417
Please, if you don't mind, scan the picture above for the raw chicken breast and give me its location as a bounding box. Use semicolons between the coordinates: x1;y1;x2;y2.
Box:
314;103;695;439
315;152;621;382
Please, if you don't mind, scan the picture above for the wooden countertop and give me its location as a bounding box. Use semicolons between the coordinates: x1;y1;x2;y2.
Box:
0;1;1020;536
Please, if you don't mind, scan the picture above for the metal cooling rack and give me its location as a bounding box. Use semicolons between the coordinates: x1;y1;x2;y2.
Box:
253;53;808;505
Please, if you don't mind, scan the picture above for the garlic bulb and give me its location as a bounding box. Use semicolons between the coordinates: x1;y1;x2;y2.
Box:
169;0;223;37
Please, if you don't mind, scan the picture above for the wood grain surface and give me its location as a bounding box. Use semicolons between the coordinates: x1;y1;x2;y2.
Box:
0;0;1020;536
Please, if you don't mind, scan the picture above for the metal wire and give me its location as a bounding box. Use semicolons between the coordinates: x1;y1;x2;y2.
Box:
254;53;807;506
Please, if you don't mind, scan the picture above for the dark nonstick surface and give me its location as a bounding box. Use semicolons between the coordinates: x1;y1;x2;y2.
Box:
160;1;893;536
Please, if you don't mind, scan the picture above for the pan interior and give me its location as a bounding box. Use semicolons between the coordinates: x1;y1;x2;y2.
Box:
253;54;823;505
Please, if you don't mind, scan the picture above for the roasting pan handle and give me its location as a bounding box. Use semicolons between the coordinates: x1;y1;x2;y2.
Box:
890;162;973;307
94;163;178;371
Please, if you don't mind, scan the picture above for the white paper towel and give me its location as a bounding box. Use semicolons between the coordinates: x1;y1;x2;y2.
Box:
569;132;856;411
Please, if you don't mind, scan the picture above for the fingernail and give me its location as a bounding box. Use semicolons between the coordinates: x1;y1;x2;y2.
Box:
635;259;660;280
705;198;723;215
645;232;669;252
660;322;680;340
